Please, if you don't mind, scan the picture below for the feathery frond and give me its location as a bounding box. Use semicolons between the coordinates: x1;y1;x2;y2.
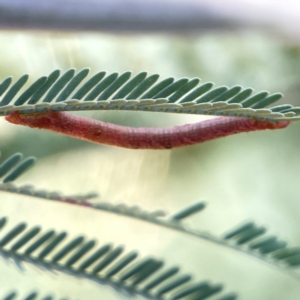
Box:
0;216;236;300
1;151;299;283
0;69;298;122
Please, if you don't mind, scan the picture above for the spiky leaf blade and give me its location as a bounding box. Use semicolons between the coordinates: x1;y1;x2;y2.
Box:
43;69;75;103
65;240;96;267
84;73;118;101
72;71;106;100
211;86;242;103
227;88;253;103
38;232;67;258
156;275;192;296
252;93;283;109
0;153;23;178
28;70;61;104
98;72;132;100
14;76;48;106
56;68;90;102
179;82;214;103
153;78;189;99
141;77;175;99
11;226;41;251
92;246;124;273
0;77;12;97
241;91;269;108
171;202;206;221
3;157;36;183
78;244;111;270
168;78;201;103
126;74;160;99
24;230;56;255
196;86;228;103
0;74;29;106
0;223;27;246
143;267;180;291
113;72;147;99
51;236;85;262
105;251;138;277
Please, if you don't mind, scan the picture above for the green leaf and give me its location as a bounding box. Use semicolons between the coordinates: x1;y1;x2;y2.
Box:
171;202;206;221
0;153;23;178
14;76;48;106
179;82;214;103
43;69;75;103
113;72;147;99
38;232;67;258
141;77;175;99
3;157;36;183
153;78;189;99
92;245;124;273
0;74;28;106
56;68;90;102
28;70;61;104
0;76;12;97
227;88;253;103
126;74;159;99
72;71;106;100
84;72;118;101
241;91;269;108
98;71;132;100
11;226;41;251
168;78;200;103
0;223;27;246
211;86;242;103
196;86;228;103
51;236;84;262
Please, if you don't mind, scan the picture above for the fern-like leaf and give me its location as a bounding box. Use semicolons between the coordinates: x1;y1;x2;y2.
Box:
0;216;236;300
1;151;300;283
0;69;298;122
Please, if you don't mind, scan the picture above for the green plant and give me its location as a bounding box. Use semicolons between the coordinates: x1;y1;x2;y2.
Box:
0;69;300;299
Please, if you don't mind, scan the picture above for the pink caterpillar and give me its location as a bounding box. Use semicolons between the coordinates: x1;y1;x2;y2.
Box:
5;111;290;149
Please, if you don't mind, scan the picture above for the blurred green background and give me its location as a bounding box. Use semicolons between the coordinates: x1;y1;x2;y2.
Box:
1;31;300;299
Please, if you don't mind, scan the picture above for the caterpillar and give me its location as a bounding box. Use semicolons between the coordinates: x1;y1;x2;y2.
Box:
5;111;290;149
